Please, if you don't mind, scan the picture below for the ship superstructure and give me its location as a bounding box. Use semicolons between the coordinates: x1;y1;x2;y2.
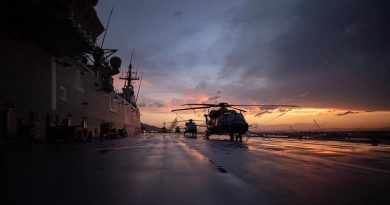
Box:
120;50;140;107
0;0;141;141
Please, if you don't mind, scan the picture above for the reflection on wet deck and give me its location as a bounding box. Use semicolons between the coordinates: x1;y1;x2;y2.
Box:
190;134;390;174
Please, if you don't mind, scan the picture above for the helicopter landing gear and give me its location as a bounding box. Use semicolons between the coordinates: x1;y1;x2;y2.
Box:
234;134;243;142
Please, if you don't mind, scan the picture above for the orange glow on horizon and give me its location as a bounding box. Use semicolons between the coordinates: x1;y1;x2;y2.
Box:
141;106;390;131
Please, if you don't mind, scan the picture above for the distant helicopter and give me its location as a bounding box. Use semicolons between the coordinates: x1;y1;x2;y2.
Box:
179;119;203;138
172;102;298;142
169;119;201;137
160;118;179;133
174;126;181;133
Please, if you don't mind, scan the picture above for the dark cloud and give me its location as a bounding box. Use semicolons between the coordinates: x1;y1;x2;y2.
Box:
337;111;361;116
170;98;182;105
195;82;208;91
96;0;241;94
207;95;219;102
173;10;183;19
222;0;390;110
202;91;223;104
263;108;295;124
137;102;146;108
259;105;279;110
96;0;390;111
254;105;294;119
254;110;272;117
137;96;165;108
153;102;165;108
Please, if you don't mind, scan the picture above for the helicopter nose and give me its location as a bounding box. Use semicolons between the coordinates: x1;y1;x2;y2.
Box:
231;122;248;133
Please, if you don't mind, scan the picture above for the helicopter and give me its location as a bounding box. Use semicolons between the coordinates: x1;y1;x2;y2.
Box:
172;102;298;142
169;119;202;137
160;118;180;133
178;119;203;138
174;126;181;133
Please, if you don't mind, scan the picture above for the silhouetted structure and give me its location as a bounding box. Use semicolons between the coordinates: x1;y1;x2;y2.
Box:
0;0;141;142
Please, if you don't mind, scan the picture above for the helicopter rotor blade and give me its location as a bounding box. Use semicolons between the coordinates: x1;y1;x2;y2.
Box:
230;106;247;112
230;104;299;108
181;103;218;107
171;106;211;112
175;120;203;123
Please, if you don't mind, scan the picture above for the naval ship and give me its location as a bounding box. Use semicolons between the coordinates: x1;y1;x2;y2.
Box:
0;0;141;142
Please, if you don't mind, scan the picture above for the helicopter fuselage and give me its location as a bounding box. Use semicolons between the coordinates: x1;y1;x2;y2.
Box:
205;109;248;141
184;122;197;137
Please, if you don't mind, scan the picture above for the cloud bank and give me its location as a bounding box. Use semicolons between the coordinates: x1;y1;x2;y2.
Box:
97;0;390;111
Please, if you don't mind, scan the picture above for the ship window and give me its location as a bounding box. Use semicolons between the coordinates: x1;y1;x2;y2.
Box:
114;99;118;113
59;86;67;101
110;95;119;114
73;70;84;92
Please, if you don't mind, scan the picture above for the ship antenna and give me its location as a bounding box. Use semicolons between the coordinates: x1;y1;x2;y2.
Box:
135;64;140;83
135;72;143;104
100;7;114;48
129;48;135;64
127;48;135;87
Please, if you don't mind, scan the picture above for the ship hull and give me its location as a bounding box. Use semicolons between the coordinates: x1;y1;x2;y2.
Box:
0;29;141;142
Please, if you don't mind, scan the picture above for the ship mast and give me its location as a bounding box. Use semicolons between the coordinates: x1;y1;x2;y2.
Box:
120;48;140;105
120;49;139;87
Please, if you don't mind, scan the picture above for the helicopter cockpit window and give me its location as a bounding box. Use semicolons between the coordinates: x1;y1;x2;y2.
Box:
187;124;196;129
224;113;245;123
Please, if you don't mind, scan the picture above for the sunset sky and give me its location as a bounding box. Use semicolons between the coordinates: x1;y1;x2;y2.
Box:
96;0;390;130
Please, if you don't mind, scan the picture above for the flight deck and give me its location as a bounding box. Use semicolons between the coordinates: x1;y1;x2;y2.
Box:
2;134;390;205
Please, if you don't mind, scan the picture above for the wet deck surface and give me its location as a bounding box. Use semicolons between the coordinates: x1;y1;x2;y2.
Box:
1;134;390;205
